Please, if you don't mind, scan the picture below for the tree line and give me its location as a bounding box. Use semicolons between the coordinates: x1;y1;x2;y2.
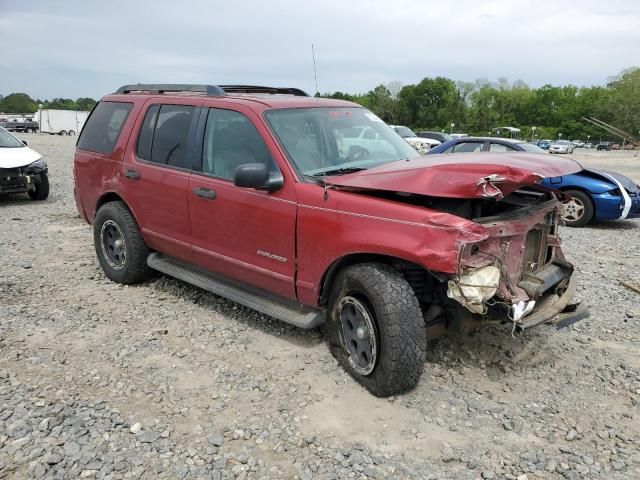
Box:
321;67;640;142
0;93;97;114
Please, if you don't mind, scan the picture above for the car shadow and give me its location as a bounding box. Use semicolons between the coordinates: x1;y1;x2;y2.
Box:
588;219;638;230
0;193;38;207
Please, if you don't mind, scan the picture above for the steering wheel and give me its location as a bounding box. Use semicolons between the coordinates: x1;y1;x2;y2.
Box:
346;145;370;162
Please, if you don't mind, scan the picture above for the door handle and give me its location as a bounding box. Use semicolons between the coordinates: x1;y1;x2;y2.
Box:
192;187;216;200
125;169;140;180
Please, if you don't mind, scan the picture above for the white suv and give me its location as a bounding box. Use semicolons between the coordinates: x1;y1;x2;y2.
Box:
390;125;440;154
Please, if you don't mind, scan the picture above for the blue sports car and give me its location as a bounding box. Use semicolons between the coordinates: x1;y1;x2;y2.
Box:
428;137;640;227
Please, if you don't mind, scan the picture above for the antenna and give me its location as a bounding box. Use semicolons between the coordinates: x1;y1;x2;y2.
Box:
312;44;329;201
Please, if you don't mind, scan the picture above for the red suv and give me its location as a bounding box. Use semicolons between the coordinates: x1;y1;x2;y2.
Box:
74;84;586;396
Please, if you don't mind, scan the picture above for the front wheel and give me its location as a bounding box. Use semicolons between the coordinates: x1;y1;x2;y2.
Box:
59;130;67;136
28;174;49;200
562;189;594;227
93;202;153;284
326;263;426;397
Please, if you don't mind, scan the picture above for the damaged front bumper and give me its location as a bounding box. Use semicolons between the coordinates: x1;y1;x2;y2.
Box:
447;198;589;330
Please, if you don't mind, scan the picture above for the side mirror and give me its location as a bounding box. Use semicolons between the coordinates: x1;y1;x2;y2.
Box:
22;140;28;146
233;163;283;192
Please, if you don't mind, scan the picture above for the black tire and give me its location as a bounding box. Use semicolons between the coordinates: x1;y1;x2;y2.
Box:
68;130;76;136
562;189;594;227
28;174;49;200
326;263;426;397
59;130;67;136
93;201;153;284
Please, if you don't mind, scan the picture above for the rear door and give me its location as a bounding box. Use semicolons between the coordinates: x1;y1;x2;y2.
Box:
187;105;297;299
119;101;200;263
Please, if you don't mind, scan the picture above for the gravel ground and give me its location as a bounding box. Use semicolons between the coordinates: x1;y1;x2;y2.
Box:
1;135;639;480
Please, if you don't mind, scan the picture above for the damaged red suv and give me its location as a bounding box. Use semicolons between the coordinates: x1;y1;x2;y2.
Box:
74;84;585;396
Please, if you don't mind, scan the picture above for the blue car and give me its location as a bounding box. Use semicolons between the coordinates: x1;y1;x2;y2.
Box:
427;137;640;227
537;140;552;150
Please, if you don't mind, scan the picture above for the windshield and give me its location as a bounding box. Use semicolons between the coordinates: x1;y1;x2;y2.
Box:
394;126;416;138
554;140;569;145
264;107;420;176
0;127;25;148
518;143;546;153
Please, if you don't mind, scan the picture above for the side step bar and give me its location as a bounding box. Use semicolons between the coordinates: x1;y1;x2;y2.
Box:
147;253;324;329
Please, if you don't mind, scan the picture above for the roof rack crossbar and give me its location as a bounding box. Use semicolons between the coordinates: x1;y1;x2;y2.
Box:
115;84;225;96
219;85;309;97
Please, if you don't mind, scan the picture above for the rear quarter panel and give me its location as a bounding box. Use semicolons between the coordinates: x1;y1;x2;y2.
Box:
73;97;144;223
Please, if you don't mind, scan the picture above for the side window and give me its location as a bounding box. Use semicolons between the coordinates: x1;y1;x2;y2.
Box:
452;141;484;153
489;143;515;152
136;104;196;169
77;101;133;154
136;105;159;160
201;108;273;180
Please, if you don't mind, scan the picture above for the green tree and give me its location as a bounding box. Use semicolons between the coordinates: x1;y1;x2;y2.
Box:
44;98;76;110
76;97;97;111
0;93;38;113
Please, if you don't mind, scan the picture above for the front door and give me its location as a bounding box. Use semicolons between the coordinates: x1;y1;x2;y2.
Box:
187;107;297;299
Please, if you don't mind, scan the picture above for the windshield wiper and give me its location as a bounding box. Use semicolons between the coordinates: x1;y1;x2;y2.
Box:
309;167;367;177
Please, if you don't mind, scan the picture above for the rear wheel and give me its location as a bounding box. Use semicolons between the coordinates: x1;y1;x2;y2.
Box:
28;174;49;200
326;263;426;397
93;201;153;284
59;130;67;136
68;130;76;136
562;190;594;227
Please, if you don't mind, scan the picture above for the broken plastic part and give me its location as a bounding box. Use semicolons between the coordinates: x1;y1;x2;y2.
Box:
447;265;501;314
511;300;536;322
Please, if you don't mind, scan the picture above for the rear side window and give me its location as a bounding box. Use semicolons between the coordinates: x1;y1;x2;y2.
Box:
452;141;484;153
136;104;196;169
77;101;133;154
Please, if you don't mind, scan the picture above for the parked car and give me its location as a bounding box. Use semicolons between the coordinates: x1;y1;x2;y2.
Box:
389;125;439;153
571;140;584;148
417;131;452;143
75;84;585;396
584;143;593;149
596;142;611;151
428;137;640;227
0;126;49;200
549;140;574;154
0;118;39;133
537;139;552;150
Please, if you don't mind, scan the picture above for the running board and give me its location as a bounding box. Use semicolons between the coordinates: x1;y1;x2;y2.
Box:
147;253;324;329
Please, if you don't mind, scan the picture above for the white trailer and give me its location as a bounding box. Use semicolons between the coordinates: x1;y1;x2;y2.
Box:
36;109;90;136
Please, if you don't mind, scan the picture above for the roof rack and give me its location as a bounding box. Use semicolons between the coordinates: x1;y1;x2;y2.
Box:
116;84;225;96
115;84;308;97
219;85;309;97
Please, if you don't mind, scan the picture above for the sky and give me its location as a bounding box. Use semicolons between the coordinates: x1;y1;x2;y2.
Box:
0;0;638;100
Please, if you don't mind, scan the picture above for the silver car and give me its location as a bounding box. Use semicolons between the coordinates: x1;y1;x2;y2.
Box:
549;140;574;154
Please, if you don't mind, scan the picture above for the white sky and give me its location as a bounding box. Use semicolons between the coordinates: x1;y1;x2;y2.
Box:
0;0;638;99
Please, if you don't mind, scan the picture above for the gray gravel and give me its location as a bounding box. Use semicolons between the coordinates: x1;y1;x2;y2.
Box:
1;135;639;479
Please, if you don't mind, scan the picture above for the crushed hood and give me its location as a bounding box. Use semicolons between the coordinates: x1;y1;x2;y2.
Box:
326;153;583;199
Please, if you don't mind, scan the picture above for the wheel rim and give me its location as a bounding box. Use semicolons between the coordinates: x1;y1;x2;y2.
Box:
100;220;126;269
339;296;378;376
563;197;585;222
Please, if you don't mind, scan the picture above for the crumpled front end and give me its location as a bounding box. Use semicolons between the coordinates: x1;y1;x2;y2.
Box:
446;197;579;329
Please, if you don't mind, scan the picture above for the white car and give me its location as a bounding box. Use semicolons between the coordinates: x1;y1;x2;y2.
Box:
389;125;440;154
338;126;396;157
549;140;574;154
0;126;49;200
571;139;584;148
